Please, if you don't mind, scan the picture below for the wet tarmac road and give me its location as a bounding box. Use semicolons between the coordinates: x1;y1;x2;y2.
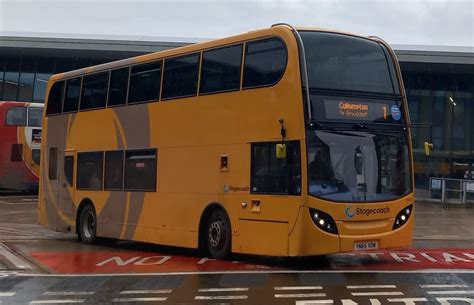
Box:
0;195;473;304
0;271;473;304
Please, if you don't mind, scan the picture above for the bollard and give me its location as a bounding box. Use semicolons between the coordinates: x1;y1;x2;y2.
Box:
462;181;467;205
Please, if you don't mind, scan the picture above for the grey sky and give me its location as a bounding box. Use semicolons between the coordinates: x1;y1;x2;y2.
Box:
1;0;473;46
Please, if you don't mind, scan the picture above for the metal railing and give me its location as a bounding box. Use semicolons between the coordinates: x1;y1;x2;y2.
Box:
429;177;474;206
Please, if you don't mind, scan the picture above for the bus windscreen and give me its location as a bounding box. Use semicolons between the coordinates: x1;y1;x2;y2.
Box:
306;127;411;202
300;31;400;95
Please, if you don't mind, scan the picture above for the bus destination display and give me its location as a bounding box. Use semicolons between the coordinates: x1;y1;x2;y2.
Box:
324;99;400;122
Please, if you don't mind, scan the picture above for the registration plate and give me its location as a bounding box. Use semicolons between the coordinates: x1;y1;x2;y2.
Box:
354;241;378;251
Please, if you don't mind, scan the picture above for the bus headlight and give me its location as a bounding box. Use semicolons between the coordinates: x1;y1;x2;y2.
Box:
309;208;338;234
392;204;413;230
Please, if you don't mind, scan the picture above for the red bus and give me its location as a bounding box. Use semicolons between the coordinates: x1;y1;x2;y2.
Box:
0;101;43;191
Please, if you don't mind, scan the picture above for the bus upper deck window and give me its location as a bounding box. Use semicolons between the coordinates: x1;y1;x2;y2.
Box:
63;77;81;113
46;81;64;116
6;107;27;126
200;44;242;94
80;72;108;111
162;54;200;100
243;38;287;89
28;107;43;127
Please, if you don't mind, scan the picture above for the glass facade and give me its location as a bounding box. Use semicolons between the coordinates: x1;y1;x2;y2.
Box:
401;62;474;188
0;52;473;191
0;56;112;103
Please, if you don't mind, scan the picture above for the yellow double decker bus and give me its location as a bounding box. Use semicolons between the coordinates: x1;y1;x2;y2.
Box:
39;24;414;258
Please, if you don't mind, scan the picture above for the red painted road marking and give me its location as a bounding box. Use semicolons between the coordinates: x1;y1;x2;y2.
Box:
328;249;474;270
29;251;276;273
28;248;474;274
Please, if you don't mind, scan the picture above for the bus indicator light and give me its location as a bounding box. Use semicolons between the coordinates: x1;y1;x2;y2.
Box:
309;208;338;234
393;205;413;230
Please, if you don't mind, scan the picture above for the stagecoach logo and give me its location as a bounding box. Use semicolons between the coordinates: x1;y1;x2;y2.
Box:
345;207;356;218
345;206;390;218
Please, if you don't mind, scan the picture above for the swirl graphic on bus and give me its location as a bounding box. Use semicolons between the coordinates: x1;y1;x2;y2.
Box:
345;206;355;218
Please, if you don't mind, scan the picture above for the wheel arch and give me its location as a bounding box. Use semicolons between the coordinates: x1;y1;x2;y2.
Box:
198;202;231;251
75;197;95;234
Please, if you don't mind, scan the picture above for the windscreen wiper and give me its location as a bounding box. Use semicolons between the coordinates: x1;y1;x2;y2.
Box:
351;123;405;137
352;122;409;129
305;87;403;101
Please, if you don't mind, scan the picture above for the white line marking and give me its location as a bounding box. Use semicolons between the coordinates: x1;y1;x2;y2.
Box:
351;292;404;296
0;272;17;278
427;290;474;295
436;297;474;304
0;244;34;269
43;292;95;296
420;285;469;288
296;301;334;304
14;269;474;277
388;298;428;302
112;297;167;302
195;295;248;300
120;289;172;294
0;200;36;205
347;285;397;289
198;288;249;292
30;300;86;304
275;293;327;298
0;292;15;297
274;286;323;290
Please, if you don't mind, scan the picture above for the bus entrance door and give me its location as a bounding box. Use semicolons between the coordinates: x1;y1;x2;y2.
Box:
57;150;76;232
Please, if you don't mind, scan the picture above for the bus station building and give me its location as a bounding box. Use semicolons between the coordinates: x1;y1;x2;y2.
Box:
0;32;473;194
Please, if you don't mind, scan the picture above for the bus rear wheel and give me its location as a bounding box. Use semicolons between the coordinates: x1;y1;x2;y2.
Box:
78;205;97;244
206;209;231;259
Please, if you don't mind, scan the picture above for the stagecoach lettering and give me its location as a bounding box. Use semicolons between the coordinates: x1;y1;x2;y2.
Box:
228;185;250;192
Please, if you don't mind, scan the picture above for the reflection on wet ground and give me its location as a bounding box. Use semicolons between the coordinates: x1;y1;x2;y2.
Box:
0;195;473;304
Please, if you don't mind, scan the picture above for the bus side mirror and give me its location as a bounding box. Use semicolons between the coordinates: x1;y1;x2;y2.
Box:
276;144;287;159
424;142;433;156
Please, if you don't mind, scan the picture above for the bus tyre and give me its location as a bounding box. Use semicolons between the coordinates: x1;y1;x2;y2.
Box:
78;205;97;244
206;209;231;259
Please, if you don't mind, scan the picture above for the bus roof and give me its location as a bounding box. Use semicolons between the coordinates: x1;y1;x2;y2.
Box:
48;25;376;83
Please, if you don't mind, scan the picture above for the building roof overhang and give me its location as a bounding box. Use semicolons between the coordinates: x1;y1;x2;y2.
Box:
0;31;473;64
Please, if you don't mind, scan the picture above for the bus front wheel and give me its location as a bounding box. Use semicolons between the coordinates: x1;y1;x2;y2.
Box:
78;204;97;244
206;209;231;259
